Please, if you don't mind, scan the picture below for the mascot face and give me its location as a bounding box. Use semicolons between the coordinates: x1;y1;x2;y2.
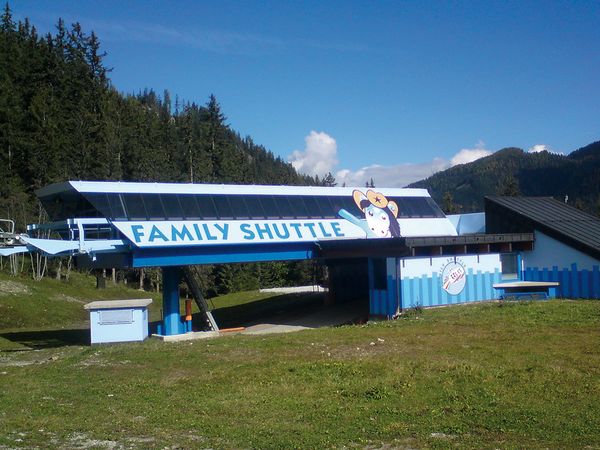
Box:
364;204;393;237
353;189;400;238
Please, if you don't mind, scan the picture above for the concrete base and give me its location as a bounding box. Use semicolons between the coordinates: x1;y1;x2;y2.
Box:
152;331;220;342
242;324;310;335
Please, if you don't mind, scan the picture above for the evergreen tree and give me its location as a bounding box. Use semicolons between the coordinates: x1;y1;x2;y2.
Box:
442;191;459;214
322;172;337;187
497;174;520;197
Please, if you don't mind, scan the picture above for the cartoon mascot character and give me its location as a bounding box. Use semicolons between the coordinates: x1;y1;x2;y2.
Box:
338;189;401;238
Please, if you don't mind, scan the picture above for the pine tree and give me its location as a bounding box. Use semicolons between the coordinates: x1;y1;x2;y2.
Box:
442;191;459;214
497;174;520;196
322;172;337;187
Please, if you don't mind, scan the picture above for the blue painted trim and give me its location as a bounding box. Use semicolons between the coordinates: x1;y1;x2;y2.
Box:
132;242;314;267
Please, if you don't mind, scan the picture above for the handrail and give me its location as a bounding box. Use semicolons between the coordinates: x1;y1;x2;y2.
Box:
0;219;16;246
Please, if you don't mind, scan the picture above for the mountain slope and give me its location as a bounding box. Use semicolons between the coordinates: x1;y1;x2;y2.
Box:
409;141;600;214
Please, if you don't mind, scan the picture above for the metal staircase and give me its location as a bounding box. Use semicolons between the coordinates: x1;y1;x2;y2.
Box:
182;265;219;332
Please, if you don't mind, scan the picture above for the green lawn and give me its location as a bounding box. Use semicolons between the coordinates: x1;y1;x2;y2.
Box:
0;272;163;331
1;273;599;448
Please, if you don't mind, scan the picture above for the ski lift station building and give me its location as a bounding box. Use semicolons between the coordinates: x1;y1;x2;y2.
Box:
2;181;600;338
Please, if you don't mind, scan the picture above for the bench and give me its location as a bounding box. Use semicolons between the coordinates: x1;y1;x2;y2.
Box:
492;281;560;300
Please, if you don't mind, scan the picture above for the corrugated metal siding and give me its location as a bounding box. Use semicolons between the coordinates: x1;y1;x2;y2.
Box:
368;258;400;317
524;264;600;299
400;268;501;308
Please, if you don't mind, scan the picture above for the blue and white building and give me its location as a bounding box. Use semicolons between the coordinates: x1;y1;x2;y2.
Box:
486;196;600;299
1;181;597;337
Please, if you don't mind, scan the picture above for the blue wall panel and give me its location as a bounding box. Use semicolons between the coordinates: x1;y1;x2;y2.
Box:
593;266;600;298
368;258;400;317
400;264;501;309
523;264;600;299
431;273;440;306
466;269;475;303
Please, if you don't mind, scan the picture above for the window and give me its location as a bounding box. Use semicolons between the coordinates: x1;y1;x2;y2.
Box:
501;253;519;280
228;195;251;219
319;197;337;218
122;194;147;220
160;195;184;220
301;196;322;218
178;195;201;219
107;194;127;220
212;196;234;219
275;196;296;219
83;193;111;219
143;194;166;220
196;196;217;219
326;196;349;218
259;196;280;219
242;196;265;219
286;196;309;218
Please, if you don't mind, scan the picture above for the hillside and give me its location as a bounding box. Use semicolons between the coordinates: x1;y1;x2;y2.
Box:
409;141;600;214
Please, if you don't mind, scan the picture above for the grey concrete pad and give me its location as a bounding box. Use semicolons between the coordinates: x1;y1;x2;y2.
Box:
240;301;366;336
154;331;220;342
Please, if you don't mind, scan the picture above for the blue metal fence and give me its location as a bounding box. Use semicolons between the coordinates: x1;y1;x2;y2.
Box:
524;264;600;299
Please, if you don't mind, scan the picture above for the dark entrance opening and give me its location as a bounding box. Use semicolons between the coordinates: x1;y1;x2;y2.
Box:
326;258;370;321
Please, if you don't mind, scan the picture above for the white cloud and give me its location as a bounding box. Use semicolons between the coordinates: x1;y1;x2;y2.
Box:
528;144;563;155
528;144;549;153
335;159;448;188
335;141;492;188
450;140;492;166
288;131;339;177
289;135;495;187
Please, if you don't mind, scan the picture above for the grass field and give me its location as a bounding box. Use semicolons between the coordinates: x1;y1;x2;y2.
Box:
1;273;600;448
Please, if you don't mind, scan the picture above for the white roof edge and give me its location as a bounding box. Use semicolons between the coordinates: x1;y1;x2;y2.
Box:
62;181;432;197
84;298;153;309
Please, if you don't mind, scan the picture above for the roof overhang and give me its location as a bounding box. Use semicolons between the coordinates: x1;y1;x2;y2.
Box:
314;233;534;260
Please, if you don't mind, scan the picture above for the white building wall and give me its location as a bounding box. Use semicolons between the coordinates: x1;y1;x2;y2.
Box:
400;253;501;279
523;231;600;271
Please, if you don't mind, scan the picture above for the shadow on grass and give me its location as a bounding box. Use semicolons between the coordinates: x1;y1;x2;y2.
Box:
1;292;361;347
205;292;326;329
0;328;90;350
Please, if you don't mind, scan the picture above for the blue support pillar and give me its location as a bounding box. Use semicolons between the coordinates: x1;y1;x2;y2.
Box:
162;266;183;336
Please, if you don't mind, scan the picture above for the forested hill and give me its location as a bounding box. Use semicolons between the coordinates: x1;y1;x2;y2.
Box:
408;141;600;215
0;5;313;229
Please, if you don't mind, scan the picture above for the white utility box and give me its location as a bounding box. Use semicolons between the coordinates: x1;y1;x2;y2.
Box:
84;299;152;344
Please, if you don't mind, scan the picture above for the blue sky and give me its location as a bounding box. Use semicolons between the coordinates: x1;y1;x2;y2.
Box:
12;1;600;186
